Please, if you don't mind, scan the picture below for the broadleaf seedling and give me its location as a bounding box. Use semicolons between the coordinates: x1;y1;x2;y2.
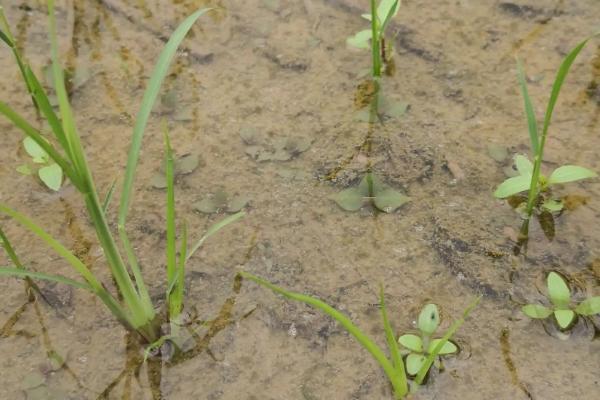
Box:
240;272;479;399
18;137;63;191
522;272;600;330
332;172;409;213
398;304;458;376
193;189;249;214
493;36;598;220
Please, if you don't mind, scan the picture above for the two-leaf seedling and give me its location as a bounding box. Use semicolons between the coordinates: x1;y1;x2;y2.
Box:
398;304;458;376
17;137;63;191
522;272;600;330
494;154;596;212
332;172;409;213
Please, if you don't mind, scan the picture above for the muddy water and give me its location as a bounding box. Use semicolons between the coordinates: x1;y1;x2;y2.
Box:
1;0;600;399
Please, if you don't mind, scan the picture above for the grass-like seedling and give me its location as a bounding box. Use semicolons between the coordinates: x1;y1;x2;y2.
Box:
332;172;409;213
0;3;243;348
240;272;479;399
522;271;600;330
494;37;597;216
17;137;63;191
347;0;399;78
398;304;458;376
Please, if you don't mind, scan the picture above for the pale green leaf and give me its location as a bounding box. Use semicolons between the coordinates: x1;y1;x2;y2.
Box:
38;163;62;191
16;164;32;175
417;304;439;335
373;188;410;213
522;304;552;319
398;334;423;352
23;137;48;162
548;165;597;185
332;187;365;211
541;199;563;212
547;272;570;308
406;353;426;376
428;338;457;355
494;175;532;198
514;154;533;176
574;297;600;316
554;309;575;329
347;30;372;49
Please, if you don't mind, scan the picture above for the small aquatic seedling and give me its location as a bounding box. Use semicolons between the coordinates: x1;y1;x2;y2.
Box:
347;0;399;77
332;172;409;213
150;152;201;189
194;189;249;214
240;127;312;162
493;36;598;218
17;137;63;191
398;304;458;376
522;272;600;330
0;4;243;350
240;272;479;399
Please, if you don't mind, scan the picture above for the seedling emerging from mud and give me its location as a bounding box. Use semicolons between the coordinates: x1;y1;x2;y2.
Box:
17;137;63;191
0;4;242;352
494;37;597;218
240;272;479;399
398;304;458;376
332;172;409;213
522;272;600;330
347;0;399;78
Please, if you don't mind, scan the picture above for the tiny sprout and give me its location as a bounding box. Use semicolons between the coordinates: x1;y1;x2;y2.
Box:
522;272;600;330
18;137;63;191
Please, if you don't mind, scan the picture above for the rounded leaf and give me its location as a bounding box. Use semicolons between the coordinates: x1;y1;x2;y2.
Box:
332;187;365;211
347;30;372;49
514;154;533;176
428;338;458;355
406;353;426;376
541;199;563;212
574;297;600;316
494;175;531;198
522;304;552;319
38;163;62;191
398;334;423;352
23;137;48;162
554;309;575;329
547;272;570;308
194;198;218;214
548;165;597;185
227;196;249;213
373;188;410;213
418;304;440;335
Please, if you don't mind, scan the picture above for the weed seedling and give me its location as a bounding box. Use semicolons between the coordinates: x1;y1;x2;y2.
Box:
17;137;63;191
0;3;242;352
494;37;597;218
332;172;409;213
522;272;600;330
240;272;479;399
398;304;458;376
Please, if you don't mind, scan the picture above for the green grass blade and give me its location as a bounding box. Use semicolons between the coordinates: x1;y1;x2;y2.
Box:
414;296;481;385
370;0;381;78
186;211;245;262
102;179;117;214
0;226;24;269
118;8;210;229
379;285;408;395
516;59;538;154
168;221;188;318
240;272;406;398
0;267;92;290
164;125;178;318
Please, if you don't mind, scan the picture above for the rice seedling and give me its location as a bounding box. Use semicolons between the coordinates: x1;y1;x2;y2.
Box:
239;271;479;399
17;137;63;191
522;271;600;330
397;304;458;376
494;37;598;218
0;3;243;351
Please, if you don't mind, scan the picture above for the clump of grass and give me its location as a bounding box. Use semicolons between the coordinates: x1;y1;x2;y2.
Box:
240;272;479;399
494;37;598;219
0;3;242;349
522;271;600;330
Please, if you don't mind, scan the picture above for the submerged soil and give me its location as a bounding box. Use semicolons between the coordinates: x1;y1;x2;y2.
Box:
1;0;600;399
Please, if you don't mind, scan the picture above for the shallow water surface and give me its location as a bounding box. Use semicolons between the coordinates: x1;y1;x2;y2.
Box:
1;0;600;399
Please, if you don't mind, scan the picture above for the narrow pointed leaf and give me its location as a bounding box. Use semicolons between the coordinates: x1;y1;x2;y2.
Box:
548;165;597;185
0;267;91;290
516;59;539;154
494;175;532;198
186;211;245;262
380;286;407;392
547;272;571;308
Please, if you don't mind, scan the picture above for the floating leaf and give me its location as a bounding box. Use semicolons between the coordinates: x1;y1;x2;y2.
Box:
150;173;167;189
522;304;552;319
373;188;409;213
21;371;45;390
554;309;575;329
494;175;531;198
332;173;408;213
514;154;533;176
548;165;597;185
194;198;218;213
487;144;508;162
547;272;571;308
427;339;457;355
406;353;426;376
175;153;200;175
398;334;423;353
38;163;62;191
574;297;600;316
227;195;249;213
417;304;440;335
194;190;249;214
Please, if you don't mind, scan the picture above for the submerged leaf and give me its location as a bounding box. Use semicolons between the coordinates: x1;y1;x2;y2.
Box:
548;165;597;185
194;198;218;214
494;175;532;198
38;163;62;191
398;334;423;353
547;272;571;308
406;353;426;376
175;153;200;175
227;196;249;213
522;304;552;319
373;188;409;213
554;309;575;329
417;304;440;335
487;144;508;162
332;187;366;211
574;297;600;316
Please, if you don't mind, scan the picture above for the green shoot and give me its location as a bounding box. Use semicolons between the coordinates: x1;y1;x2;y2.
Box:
522;271;600;330
494;36;598;218
240;272;478;398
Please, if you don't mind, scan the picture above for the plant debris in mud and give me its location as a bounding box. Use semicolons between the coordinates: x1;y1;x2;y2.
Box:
150;152;202;189
522;272;600;330
332;172;409;213
193;189;249;214
240;127;312;162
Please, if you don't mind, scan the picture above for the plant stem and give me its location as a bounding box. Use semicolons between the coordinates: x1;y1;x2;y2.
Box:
370;0;381;78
